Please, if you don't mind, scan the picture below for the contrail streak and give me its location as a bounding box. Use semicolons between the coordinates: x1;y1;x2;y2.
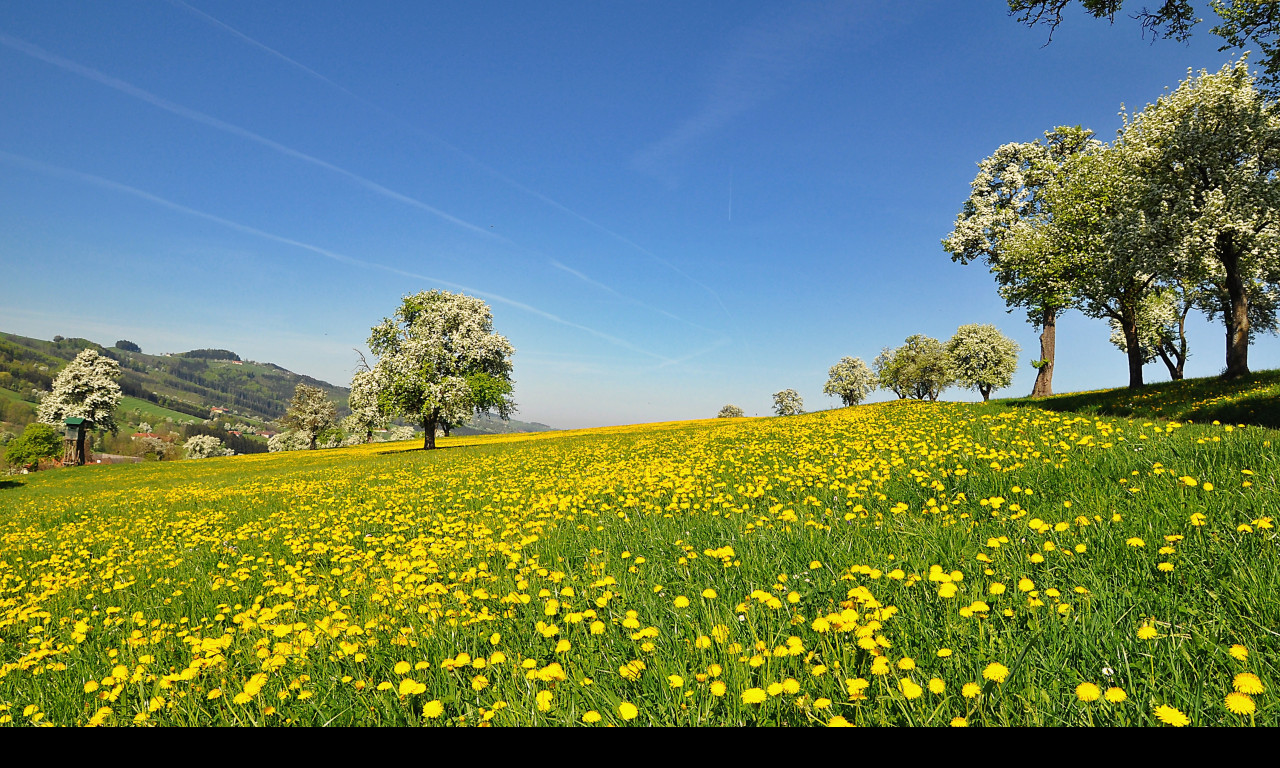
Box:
0;150;673;364
0;31;505;244
162;1;735;320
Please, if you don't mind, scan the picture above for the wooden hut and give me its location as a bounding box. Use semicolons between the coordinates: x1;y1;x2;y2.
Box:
63;417;91;466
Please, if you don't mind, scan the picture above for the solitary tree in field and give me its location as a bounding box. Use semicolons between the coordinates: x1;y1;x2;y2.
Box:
944;127;1096;397
823;356;876;406
772;389;804;416
37;348;122;434
946;324;1020;401
282;384;337;450
365;290;515;450
717;404;745;418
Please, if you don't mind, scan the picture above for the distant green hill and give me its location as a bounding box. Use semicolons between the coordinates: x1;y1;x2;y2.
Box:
452;412;553;436
0;331;348;424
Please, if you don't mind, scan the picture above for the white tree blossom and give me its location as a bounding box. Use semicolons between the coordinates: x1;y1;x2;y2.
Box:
344;367;387;444
365;290;515;450
37;349;123;433
267;430;310;453
946;324;1021;401
823;357;876;406
717;404;745;418
1118;59;1280;377
184;434;230;459
281;384;337;450
772;389;803;416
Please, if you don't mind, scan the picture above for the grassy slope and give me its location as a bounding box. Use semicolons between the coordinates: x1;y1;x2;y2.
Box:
999;369;1280;429
0;401;1275;726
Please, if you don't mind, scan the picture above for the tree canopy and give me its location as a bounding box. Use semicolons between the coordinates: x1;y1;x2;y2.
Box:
281;384;338;450
365;290;515;450
36;348;122;434
946;325;1022;401
771;390;804;416
823;357;877;407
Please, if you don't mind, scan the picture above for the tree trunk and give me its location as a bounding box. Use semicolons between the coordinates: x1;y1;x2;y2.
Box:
1031;308;1056;398
981;385;991;402
308;433;317;450
1221;234;1251;378
422;416;437;450
1121;314;1145;389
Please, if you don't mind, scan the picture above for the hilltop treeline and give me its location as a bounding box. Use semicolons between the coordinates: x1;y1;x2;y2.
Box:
0;332;347;423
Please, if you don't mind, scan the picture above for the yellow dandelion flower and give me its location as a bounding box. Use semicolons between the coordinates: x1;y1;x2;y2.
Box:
582;710;601;724
742;687;767;704
1137;625;1158;640
827;715;853;727
814;698;832;710
782;678;801;695
1075;682;1101;702
393;661;411;675
1104;687;1127;703
618;702;638;720
1234;673;1264;695
710;680;727;697
702;589;717;599
1153;704;1189;727
898;677;923;699
422;700;444;719
982;663;1009;684
928;678;945;695
962;682;981;699
1229;645;1248;662
535;690;553;712
1224;692;1255;716
667;675;684;689
950;716;968;727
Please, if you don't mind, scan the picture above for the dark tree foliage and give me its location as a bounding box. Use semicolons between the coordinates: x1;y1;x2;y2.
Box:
114;340;142;353
1010;1;1280;92
178;349;241;361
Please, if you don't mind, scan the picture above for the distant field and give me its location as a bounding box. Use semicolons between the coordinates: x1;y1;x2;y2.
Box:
116;396;202;427
0;401;1275;726
1001;369;1280;429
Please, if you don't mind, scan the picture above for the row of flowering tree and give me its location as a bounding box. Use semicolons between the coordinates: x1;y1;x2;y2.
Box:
945;60;1280;392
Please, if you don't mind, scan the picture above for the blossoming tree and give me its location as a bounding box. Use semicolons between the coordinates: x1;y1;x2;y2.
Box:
37;348;122;434
365;290;515;450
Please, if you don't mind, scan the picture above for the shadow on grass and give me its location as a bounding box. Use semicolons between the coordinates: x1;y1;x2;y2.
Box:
0;479;24;490
374;444;469;456
998;369;1280;429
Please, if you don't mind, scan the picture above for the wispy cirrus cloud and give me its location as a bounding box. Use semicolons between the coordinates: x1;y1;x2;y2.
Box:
0;150;674;364
162;1;736;322
632;1;860;179
0;31;504;244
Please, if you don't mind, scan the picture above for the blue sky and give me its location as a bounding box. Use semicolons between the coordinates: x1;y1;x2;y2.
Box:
1;1;1273;428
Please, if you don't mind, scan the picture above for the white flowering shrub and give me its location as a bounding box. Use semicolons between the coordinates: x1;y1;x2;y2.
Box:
717;404;745;418
823;357;876;406
37;349;123;433
772;389;803;416
267;430;310;453
184;434;230;459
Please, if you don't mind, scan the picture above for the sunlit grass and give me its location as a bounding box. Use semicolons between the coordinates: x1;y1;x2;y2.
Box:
0;401;1275;726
